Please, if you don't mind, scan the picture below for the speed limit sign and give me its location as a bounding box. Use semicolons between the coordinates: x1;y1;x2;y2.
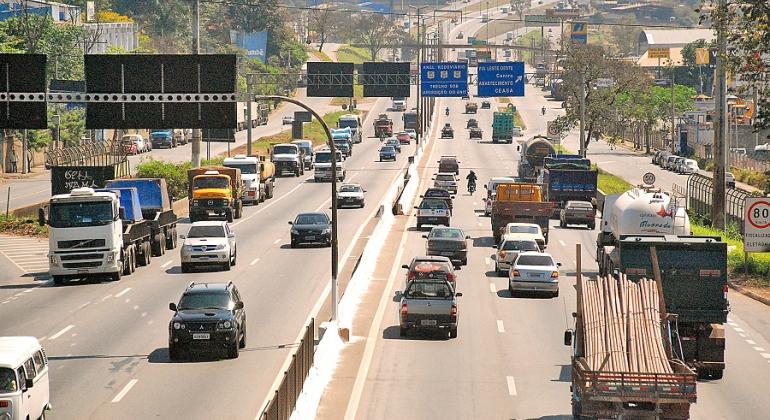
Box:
745;197;770;252
547;121;560;136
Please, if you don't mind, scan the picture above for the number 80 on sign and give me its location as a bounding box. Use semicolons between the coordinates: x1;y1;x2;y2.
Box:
744;198;770;253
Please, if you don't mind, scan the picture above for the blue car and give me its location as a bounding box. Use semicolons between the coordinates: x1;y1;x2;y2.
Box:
150;130;175;148
379;146;397;161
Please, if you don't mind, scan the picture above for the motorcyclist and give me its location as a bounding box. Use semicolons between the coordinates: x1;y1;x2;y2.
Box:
445;106;450;116
541;106;546;115
466;170;478;193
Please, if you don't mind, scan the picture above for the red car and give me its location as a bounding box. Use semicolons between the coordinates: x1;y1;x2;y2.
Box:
396;132;411;145
121;140;138;155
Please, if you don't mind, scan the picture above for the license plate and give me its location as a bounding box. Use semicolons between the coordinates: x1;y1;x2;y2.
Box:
77;269;89;274
305;236;316;240
421;319;437;326
192;333;210;340
442;252;455;256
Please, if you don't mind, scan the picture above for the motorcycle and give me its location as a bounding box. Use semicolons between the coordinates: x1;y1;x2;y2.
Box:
467;179;476;194
445;107;450;116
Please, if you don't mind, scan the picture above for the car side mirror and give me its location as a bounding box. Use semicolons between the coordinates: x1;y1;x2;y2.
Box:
466;235;471;239
169;302;177;311
228;233;235;238
180;235;186;239
564;329;573;346
288;221;293;225
422;235;427;239
37;207;46;226
234;301;244;310
118;207;126;220
25;378;34;389
401;264;409;269
455;292;463;297
557;262;562;267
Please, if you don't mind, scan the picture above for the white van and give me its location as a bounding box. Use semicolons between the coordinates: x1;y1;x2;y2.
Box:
483;177;517;216
0;337;50;420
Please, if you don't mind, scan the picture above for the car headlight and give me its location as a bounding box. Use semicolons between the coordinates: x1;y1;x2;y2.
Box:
322;228;331;234
192;199;199;206
219;320;232;329
291;228;299;235
183;245;192;252
214;244;226;250
173;322;182;330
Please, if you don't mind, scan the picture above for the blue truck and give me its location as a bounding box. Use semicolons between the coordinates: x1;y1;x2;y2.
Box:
150;130;175;148
538;155;598;209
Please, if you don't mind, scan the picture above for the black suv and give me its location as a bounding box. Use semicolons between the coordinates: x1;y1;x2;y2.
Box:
168;282;246;360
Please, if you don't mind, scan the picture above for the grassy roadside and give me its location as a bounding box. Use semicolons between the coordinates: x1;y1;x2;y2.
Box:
335;46;369;64
0;215;47;237
558;144;632;194
691;222;770;279
307;48;332;62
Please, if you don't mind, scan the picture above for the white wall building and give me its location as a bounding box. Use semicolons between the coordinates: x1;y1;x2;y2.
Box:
84;22;139;53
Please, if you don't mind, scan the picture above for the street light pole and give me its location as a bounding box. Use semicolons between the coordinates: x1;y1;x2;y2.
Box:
712;0;727;230
190;0;202;168
409;5;429;146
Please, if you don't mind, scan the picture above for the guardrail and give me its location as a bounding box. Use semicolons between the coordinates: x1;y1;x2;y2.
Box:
684;173;750;232
259;318;315;420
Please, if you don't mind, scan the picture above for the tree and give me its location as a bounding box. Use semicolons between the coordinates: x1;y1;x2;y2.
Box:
309;5;336;52
353;12;394;61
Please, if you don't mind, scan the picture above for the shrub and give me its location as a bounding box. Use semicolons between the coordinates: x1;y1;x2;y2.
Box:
136;159;191;199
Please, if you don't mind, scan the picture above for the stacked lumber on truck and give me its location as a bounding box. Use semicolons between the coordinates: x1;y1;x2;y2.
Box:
579;274;673;374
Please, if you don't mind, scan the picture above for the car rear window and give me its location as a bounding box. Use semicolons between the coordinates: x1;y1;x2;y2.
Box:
420;199;448;209
430;229;463;239
502;240;539;251
405;281;453;299
508;225;539;234
436;174;455;181
178;292;232;310
516;255;554;266
425;189;449;197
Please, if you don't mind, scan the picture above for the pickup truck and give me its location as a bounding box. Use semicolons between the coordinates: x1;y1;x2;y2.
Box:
398;279;462;338
415;197;451;229
465;102;478;114
373;114;394;137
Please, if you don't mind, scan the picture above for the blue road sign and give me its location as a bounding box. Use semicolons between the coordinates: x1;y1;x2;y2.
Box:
477;62;525;97
570;21;587;44
420;62;468;97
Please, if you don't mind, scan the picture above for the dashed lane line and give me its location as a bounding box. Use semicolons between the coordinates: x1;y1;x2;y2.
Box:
489;283;497;293
49;325;74;340
161;260;172;268
250;257;260;266
115;288;131;298
497;320;505;333
111;379;138;403
506;376;517;396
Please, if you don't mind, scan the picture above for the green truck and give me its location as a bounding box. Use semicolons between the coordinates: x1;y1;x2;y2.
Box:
603;235;729;379
492;111;515;143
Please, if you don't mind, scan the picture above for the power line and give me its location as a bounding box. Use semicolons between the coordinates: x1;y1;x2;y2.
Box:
197;0;709;30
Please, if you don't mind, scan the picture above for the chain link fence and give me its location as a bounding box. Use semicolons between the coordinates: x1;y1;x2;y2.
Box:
683;173;750;233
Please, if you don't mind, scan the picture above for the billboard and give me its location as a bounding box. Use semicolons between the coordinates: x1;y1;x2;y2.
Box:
230;31;268;63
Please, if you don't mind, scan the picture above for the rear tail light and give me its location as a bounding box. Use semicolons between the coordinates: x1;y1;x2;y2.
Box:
512;270;520;277
401;303;408;319
407;272;415;281
448;272;456;282
551;271;559;278
450;303;457;316
498;251;506;258
0;400;8;408
724;284;729;299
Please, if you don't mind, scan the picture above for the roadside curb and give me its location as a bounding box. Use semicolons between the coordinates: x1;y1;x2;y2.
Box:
728;282;770;307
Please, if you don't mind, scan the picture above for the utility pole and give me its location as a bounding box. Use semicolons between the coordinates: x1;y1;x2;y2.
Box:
711;0;727;230
246;75;254;156
579;73;586;158
671;72;676;153
409;5;428;146
190;0;202;168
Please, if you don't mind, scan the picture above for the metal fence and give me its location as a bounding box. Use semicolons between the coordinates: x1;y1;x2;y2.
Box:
259;318;315;420
729;152;770;172
45;140;128;168
685;173;750;232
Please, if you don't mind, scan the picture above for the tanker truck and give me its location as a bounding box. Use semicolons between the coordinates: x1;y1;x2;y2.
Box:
596;185;729;380
517;136;556;179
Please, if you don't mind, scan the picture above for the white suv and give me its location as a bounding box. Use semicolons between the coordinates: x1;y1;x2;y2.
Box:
180;221;237;273
433;172;458;194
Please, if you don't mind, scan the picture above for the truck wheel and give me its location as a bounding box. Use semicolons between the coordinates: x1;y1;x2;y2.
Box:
122;251;132;276
110;270;121;282
295;168;301;177
52;276;66;286
152;234;164;257
226;210;234;223
449;328;458;339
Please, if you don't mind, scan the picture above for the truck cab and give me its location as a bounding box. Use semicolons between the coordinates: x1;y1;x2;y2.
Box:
391;97;406;111
338;114;362;143
188;168;243;222
271;143;304;177
314;149;346;182
224;155;261;205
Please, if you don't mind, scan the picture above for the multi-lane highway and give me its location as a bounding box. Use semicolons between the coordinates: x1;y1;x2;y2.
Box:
0;90;427;419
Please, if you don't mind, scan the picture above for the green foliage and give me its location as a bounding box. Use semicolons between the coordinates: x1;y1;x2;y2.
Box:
596;167;633;194
336;46;369;64
691;221;770;277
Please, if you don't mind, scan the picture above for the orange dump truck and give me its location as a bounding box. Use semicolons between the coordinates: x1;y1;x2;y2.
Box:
490;182;555;244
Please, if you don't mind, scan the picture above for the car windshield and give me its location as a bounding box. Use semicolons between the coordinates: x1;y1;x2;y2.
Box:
404;281;453;299
508;225;539;234
436;174;455;181
420;199;448;209
295;214;328;225
386;139;399;145
381;146;395;152
339;119;358;129
425;189;449;197
339;185;361;193
193;177;229;189
440;159;456;165
502;240;539;251
178;292;232;310
187;225;225;238
49;201;114;228
224;163;257;174
273;145;297;155
0;367;17;393
568;202;593;209
315;153;342;163
430;229;463;239
516;255;554;266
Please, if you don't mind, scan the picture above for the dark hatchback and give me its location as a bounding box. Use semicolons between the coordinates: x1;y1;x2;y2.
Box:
168;282;246;360
421;187;454;211
423;227;470;266
379;146;397;161
469;127;483;139
290;212;331;247
466;119;478;129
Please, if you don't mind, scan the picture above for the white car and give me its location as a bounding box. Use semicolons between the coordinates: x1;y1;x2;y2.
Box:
337;183;366;208
483;177;517;216
122;134;149;153
405;129;417;140
509;251;561;297
0;337;51;420
495;235;540;275
726;171;736;188
504;223;546;249
433;172;458;194
282;115;294;125
180;221;237;273
679;159;699;174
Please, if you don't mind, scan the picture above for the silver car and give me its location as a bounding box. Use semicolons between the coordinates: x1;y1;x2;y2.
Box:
508;251;561;297
495;236;540;275
180;221;237;273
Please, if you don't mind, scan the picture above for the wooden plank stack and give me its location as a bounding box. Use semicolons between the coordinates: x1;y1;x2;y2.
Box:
580;274;673;374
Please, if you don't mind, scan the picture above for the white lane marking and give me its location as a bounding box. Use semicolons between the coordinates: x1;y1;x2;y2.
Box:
111;379;138;403
250;257;260;266
572;260;577;266
489;283;497;293
728;322;738;327
761;353;770;359
124;298;131;303
734;327;745;332
141;312;147;318
273;238;281;245
506;376;517;396
232;182;306;227
754;347;766;352
497;320;505;333
102;294;113;301
558;240;566;247
473;201;477;206
161;260;172;268
38;336;46;341
477;222;483;226
484;257;492;265
747;340;757;345
115;288;131;298
49;325;74;340
132;305;139;311
77;302;90;310
738;333;746;338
